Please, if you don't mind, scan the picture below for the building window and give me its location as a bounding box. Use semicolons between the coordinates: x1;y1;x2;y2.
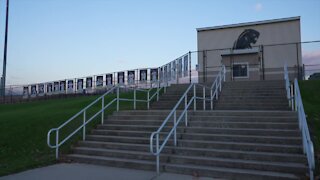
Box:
232;63;249;78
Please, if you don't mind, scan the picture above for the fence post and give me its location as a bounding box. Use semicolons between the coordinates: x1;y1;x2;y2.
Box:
83;110;86;141
203;86;205;110
185;95;188;126
189;51;192;84
55;130;59;159
134;88;136;110
157;82;159;101
290;84;294;111
147;90;150;110
101;97;104;124
193;84;196;111
117;87;119;111
210;89;213;110
174;111;177;146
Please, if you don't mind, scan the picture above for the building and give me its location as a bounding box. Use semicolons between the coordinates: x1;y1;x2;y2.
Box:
197;17;302;82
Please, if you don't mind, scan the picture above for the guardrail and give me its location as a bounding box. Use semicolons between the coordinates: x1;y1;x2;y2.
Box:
149;66;225;174
47;81;166;159
293;79;315;179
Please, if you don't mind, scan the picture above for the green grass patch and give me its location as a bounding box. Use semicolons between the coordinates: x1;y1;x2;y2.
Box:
299;80;320;174
0;88;159;176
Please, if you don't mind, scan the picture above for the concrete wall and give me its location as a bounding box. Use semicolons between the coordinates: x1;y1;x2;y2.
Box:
197;18;301;83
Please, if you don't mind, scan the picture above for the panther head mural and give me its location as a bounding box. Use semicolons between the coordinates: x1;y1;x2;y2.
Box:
233;29;260;49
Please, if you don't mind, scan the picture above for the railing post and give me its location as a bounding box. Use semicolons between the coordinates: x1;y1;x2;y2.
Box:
203;86;205;110
134;88;136;110
101;97;104;124
83;110;86;141
174;111;177;146
216;81;219;100
294;82;298;111
290;84;294;111
147;90;150;110
223;66;226;82
219;74;222;92
193;84;196;111
210;89;213;110
156;133;160;175
55;130;59;159
185;95;188;126
157;83;159;101
117;87;119;111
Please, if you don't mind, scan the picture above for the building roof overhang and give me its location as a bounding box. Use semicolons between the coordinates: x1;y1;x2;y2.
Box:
197;16;300;32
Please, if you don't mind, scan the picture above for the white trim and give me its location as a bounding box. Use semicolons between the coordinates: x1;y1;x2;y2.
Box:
197;16;300;32
232;62;249;79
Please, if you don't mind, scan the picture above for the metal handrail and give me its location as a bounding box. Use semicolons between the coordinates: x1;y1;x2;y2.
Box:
294;79;315;179
284;64;294;110
47;81;167;159
150;66;225;174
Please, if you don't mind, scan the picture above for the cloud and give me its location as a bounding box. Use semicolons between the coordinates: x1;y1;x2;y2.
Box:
302;50;320;77
254;3;263;12
302;50;320;65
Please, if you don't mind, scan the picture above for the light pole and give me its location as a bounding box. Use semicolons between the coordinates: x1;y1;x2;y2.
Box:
1;0;9;96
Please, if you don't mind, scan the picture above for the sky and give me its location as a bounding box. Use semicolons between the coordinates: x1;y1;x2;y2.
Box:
0;0;319;85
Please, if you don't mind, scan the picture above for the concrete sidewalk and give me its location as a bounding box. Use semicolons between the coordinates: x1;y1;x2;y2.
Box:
0;163;216;180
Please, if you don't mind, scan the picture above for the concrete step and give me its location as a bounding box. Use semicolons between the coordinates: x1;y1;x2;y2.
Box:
77;139;302;154
86;135;174;145
215;106;291;111
67;154;159;171
177;139;302;154
188;121;298;129
90;129;300;145
72;147;169;162
77;141;170;154
215;102;289;106
112;110;297;117
185;127;300;137
96;124;180;131
165;163;302;180
219;96;288;100
173;146;306;163
108;115;298;123
181;133;301;145
169;155;307;175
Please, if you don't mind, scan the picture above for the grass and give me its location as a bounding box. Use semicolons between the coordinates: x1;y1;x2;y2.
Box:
299;80;320;174
0;89;158;176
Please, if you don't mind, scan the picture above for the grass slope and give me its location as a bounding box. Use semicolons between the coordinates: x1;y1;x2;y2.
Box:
299;80;320;174
0;90;153;176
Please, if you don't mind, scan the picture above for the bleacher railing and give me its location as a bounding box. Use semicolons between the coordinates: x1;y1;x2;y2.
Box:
47;81;166;159
149;66;225;174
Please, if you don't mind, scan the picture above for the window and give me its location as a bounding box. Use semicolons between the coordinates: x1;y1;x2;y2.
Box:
232;63;249;78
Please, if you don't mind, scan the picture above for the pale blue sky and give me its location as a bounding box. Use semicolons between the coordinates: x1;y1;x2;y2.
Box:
0;0;319;85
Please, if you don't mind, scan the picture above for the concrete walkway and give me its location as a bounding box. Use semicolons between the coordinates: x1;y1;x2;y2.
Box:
0;163;216;180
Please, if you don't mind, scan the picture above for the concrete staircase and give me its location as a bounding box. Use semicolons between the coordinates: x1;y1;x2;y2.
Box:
151;83;213;110
215;80;290;110
65;81;308;179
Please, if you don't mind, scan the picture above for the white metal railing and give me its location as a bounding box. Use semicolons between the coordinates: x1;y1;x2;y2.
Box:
284;64;294;110
47;81;166;159
284;64;315;179
149;66;225;174
293;79;315;179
